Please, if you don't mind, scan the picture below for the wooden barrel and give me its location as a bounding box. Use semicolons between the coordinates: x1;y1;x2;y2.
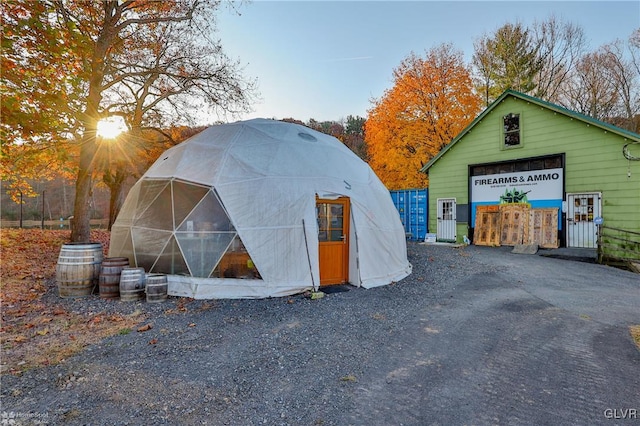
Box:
99;257;129;299
145;274;168;303
119;267;146;302
56;242;103;298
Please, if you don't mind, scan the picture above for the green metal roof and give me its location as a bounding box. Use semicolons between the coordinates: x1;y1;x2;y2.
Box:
420;89;640;173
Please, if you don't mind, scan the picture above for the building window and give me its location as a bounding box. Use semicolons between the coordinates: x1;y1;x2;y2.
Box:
470;154;563;177
503;113;520;147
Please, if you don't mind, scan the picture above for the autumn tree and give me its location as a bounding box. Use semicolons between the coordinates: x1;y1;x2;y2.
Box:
531;16;586;103
602;37;640;132
2;1;255;242
629;29;640;77
366;44;482;190
624;28;640;132
95;7;254;229
559;49;621;121
1;1;84;202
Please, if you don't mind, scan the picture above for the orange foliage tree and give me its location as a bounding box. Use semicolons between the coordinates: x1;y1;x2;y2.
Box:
2;1;255;242
365;44;482;190
1;2;84;202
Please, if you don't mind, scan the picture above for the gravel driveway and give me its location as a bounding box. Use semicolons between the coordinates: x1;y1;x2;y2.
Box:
2;243;639;425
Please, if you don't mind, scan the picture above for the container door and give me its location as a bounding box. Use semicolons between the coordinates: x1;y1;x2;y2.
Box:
567;193;601;248
408;189;428;241
317;197;350;286
437;198;457;242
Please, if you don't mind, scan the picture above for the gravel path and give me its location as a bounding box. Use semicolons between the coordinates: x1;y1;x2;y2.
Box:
2;243;639;425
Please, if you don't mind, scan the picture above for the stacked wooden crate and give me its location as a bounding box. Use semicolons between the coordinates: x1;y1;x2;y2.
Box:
474;204;558;248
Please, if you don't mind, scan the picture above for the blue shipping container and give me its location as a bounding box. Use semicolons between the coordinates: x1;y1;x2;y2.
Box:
390;189;428;241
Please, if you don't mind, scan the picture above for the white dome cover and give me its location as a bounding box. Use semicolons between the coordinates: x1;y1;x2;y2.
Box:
110;119;411;299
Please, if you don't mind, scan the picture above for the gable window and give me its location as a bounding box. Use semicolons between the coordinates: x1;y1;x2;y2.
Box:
503;113;521;147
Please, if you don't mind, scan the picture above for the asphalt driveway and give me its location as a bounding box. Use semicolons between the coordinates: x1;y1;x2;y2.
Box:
2;243;639;425
347;245;640;425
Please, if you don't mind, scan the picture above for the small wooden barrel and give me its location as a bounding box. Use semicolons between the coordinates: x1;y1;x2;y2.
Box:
145;274;168;303
56;242;103;298
99;257;129;299
119;267;146;302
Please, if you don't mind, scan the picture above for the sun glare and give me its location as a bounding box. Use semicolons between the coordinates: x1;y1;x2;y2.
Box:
97;116;128;139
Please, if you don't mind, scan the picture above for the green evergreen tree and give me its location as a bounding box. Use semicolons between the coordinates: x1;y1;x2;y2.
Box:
473;23;543;104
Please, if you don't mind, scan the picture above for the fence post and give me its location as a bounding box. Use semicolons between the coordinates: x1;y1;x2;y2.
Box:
41;190;45;229
19;190;23;229
596;224;603;264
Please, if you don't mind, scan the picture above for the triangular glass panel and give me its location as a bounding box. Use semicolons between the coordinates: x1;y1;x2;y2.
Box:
134;181;174;230
172;180;209;230
112;182;141;226
212;235;262;279
151;235;190;276
134;179;169;221
109;226;134;263
177;190;235;233
131;227;172;273
175;231;235;278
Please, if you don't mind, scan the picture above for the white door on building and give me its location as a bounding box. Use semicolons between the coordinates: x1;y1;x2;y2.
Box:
437;198;457;242
566;193;601;248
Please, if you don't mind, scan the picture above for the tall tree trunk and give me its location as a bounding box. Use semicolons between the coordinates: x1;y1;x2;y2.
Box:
70;3;117;242
71;133;98;242
105;166;127;230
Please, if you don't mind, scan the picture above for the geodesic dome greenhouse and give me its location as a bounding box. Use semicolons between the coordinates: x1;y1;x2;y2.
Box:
109;119;412;299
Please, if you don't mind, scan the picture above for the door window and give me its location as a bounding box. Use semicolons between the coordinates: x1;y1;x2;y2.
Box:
442;201;454;221
317;203;344;242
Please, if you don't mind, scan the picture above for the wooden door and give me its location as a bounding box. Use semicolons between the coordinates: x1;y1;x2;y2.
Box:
528;208;559;248
317;197;350;286
474;205;501;246
500;204;529;246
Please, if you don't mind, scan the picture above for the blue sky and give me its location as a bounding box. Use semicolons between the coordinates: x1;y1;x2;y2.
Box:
214;1;640;123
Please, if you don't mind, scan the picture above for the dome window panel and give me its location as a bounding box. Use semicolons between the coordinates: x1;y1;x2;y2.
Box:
151;236;190;276
134;180;170;222
134;181;174;230
212;235;262;279
176;231;236;278
177;190;235;233
109;226;134;261
131;228;172;272
172;180;210;230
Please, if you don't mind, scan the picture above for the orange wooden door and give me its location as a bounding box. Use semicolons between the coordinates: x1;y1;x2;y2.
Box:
474;205;501;246
529;208;559;248
316;197;350;286
500;204;529;245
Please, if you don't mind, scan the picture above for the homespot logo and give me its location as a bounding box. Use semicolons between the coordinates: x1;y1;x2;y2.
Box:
603;408;637;419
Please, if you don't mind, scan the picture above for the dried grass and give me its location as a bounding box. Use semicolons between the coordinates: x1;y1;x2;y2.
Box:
630;325;640;350
0;229;143;374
